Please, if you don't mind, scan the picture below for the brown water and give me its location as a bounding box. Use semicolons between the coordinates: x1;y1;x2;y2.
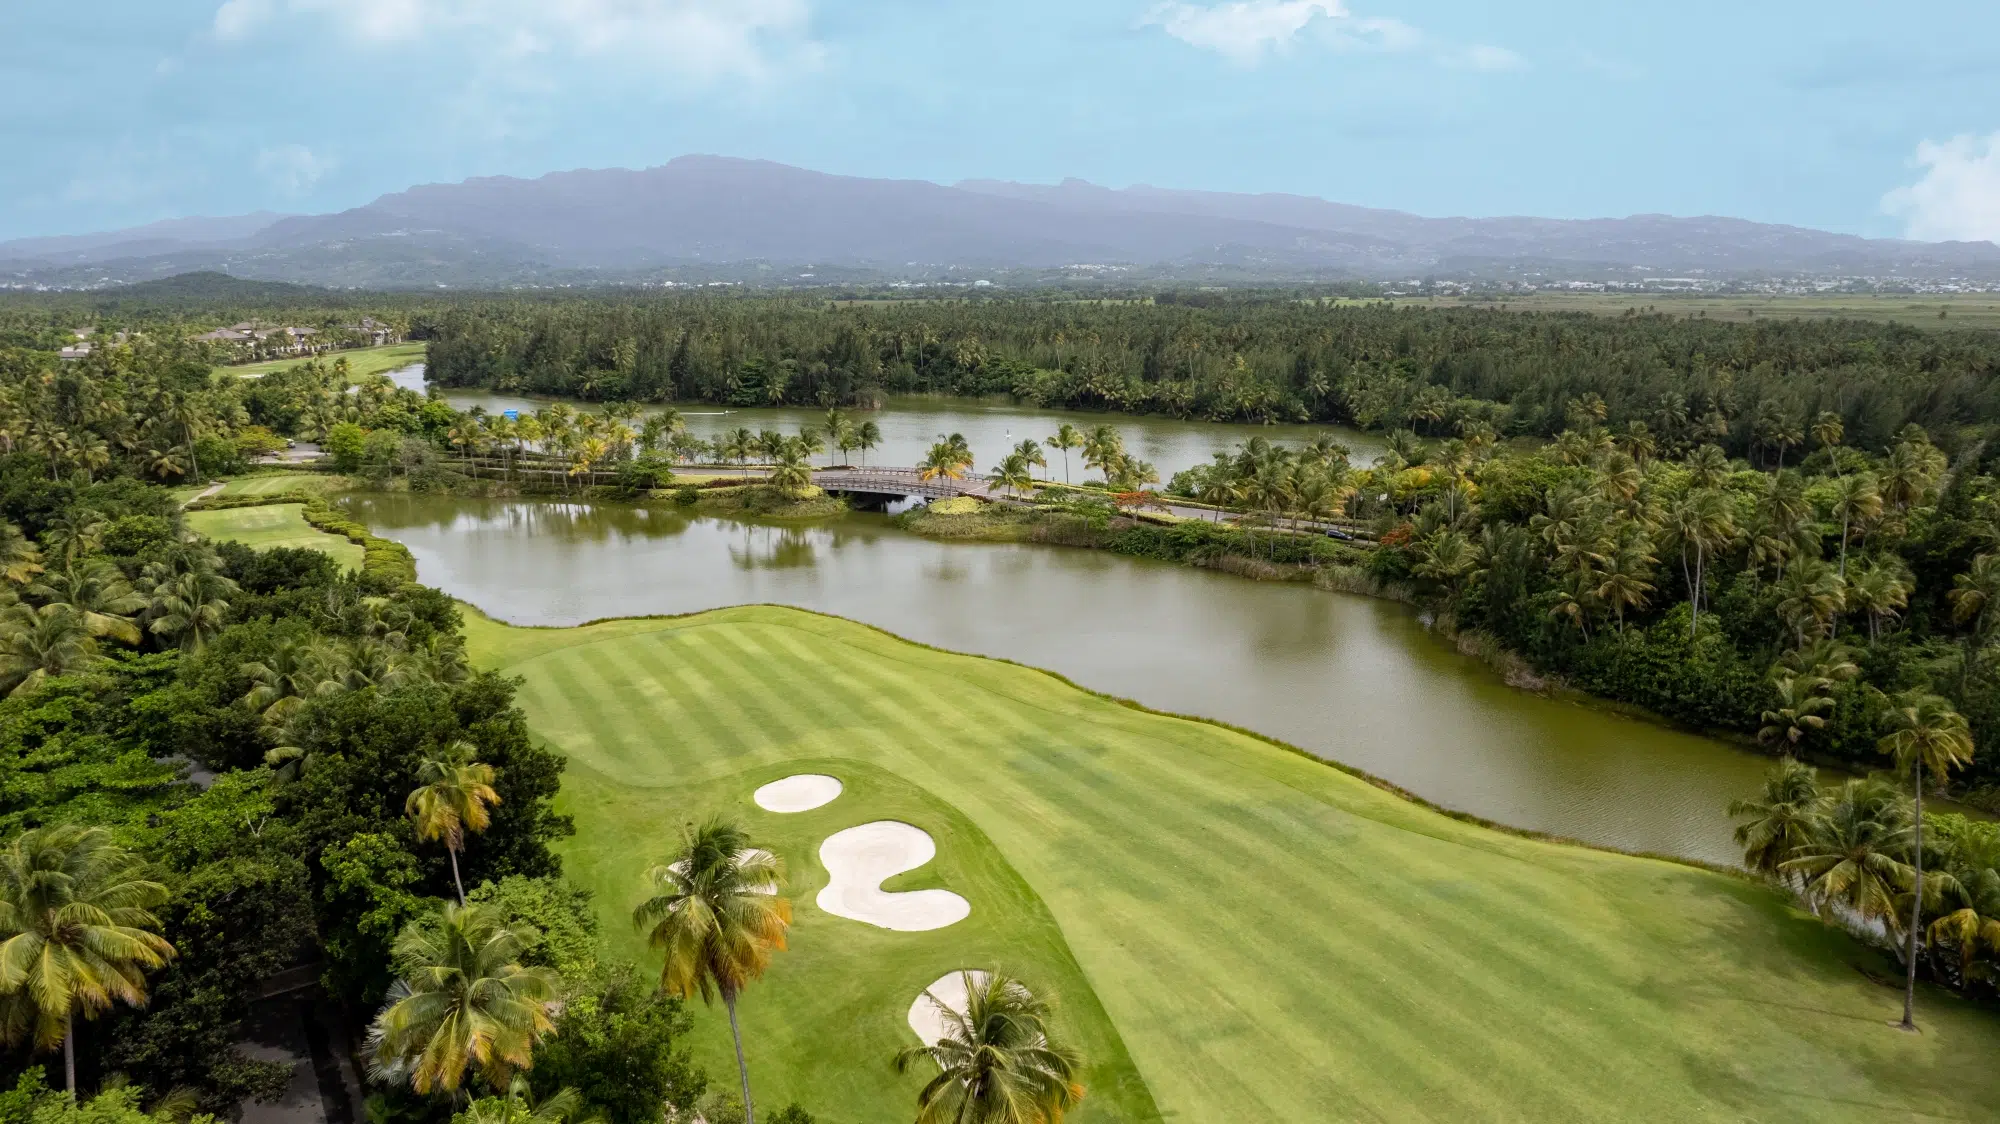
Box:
386;363;1386;479
343;492;1778;866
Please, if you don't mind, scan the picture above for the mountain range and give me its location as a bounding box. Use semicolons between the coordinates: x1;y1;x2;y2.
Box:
5;155;1996;288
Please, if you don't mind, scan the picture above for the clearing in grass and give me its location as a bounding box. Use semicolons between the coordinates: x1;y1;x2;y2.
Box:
184;503;364;570
463;604;2000;1124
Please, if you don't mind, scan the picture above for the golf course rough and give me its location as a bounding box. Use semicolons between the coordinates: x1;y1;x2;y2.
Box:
183;502;365;571
464;604;2000;1124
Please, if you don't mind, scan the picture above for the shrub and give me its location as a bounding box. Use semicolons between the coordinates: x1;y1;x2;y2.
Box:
928;496;982;515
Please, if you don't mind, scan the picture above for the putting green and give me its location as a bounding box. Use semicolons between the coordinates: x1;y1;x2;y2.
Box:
185;503;364;571
464;605;2000;1124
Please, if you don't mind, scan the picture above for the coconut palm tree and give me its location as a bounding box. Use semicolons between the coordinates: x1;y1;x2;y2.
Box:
0;824;174;1099
1044;424;1083;484
1080;426;1124;485
855;420;881;467
820;409;850;466
1830;471;1883;578
1758;676;1833;749
367;902;560;1095
1928;866;2000;983
1729;758;1823;876
146;569;238;652
1593;521;1656;632
989;454;1034;498
1663;488;1737;635
1773;558;1845;648
27;560;145;645
0;522;42;587
1849;558;1913;644
0;604;97;697
767;445;813;499
1011;439;1048;479
893;973;1085;1124
1781;777;1911;925
461;1075;593;1124
1810;411;1845;465
918;436;973;483
1685;444;1731;490
407;741;501;904
40;509;107;568
1877;691;1975;1030
632;818;790;1124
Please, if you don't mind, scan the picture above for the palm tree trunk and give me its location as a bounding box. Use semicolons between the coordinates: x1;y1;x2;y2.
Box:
726;991;755;1124
1902;761;1923;1031
63;1017;76;1102
449;845;466;905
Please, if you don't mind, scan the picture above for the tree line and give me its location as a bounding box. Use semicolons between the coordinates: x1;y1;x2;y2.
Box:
416;297;2000;454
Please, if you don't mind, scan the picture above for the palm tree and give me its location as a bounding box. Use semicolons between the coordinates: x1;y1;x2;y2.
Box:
1663;488;1737;635
367;902;560;1095
1045;424;1083;484
1011;439;1048;479
0;522;42;587
1830;471;1882;577
1877;691;1975;1031
821;409;850;467
0;824;174;1099
855;420;881;467
989;454;1034;498
0;604;97;697
894;973;1085;1124
767;445;813;499
41;509;107;568
461;1075;593;1124
1729;758;1823;876
28;560;145;645
1081;425;1123;485
406;741;501;904
1781;778;1912;926
1848;559;1913;644
1758;676;1833;749
1773;558;1844;648
146;569;237;652
1928;866;2000;983
918;436;973;483
1593;521;1656;632
1810;411;1845;466
632;818;790;1124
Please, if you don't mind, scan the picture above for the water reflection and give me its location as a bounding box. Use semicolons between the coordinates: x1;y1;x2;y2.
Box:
344;492;1775;866
383;362;1386;480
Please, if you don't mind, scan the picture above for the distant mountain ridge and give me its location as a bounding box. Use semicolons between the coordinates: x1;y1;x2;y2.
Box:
4;156;1996;287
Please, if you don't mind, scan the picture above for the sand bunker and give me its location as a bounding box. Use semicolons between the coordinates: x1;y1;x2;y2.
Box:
815;821;970;931
907;970;991;1046
753;774;843;813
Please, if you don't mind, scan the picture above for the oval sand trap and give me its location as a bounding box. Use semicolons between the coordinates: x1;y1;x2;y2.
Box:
754;774;843;813
816;821;970;931
908;970;990;1046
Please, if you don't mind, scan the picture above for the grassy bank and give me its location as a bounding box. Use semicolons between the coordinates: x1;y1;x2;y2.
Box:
184;502;366;570
464;604;2000;1124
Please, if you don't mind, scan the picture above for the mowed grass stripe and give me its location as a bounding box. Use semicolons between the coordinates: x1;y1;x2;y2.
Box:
475;608;2000;1124
787;629;1545;1118
774;621;1642;1117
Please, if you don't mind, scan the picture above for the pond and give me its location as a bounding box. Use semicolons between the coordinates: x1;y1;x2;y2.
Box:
384;362;1387;482
342;492;1781;866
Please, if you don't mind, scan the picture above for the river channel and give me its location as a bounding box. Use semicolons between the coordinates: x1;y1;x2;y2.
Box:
342;492;1778;866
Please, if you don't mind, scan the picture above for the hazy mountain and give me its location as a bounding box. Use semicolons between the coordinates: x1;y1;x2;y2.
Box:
5;157;1996;288
0;212;290;265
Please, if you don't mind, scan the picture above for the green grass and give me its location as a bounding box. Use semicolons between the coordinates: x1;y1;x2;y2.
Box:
183;503;365;570
221;341;425;380
215;473;340;497
462;605;2000;1124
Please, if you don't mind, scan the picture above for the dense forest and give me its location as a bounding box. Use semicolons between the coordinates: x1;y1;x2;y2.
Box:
418;297;2000;456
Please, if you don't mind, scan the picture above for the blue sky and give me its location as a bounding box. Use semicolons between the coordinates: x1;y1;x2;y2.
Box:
4;0;1999;242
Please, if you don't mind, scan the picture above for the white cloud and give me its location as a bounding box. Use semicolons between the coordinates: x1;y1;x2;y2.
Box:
1883;132;2000;243
1142;0;1521;71
1142;0;1344;65
212;0;816;83
256;144;334;195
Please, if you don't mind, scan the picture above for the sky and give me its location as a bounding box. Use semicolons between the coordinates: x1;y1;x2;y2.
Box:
4;0;1999;243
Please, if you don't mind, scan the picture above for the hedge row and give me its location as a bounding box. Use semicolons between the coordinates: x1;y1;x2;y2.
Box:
185;491;417;585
